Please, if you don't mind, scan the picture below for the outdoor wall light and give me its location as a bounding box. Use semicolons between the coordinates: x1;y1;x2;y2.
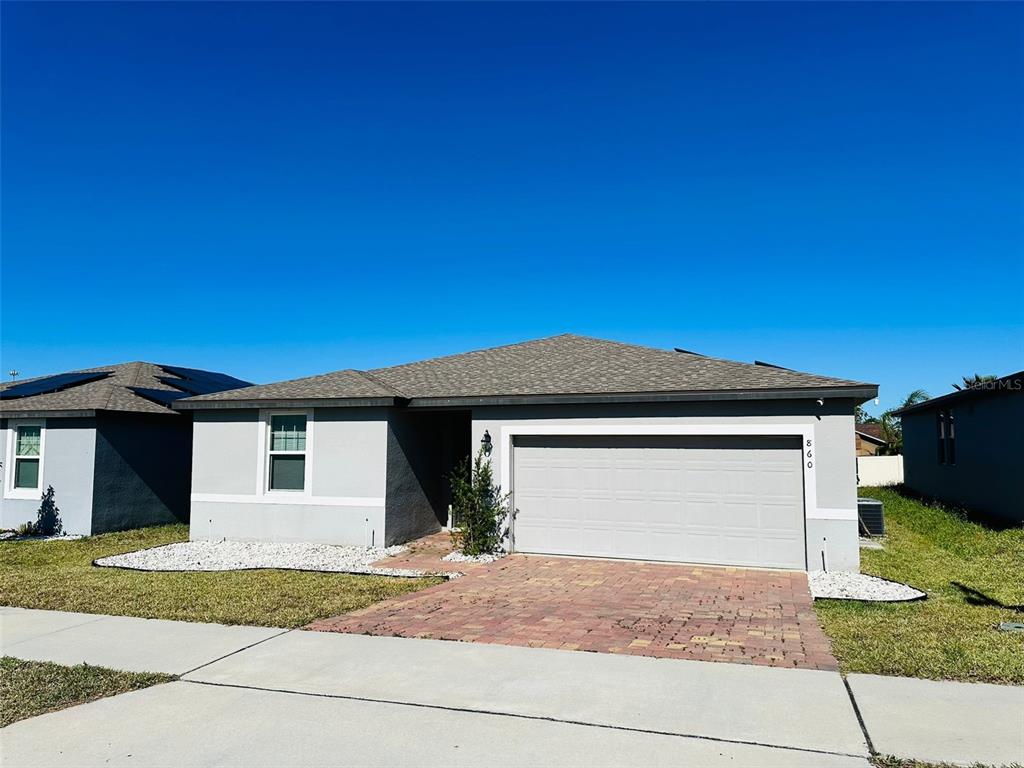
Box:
481;430;493;456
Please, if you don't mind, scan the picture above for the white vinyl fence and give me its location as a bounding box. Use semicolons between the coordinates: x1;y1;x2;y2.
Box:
857;455;904;487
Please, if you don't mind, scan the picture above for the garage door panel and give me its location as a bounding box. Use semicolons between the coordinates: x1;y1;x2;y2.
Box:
683;530;723;560
645;498;683;524
612;467;647;493
647;467;682;493
719;501;760;528
595;497;647;523
721;469;760;495
512;435;805;569
721;534;760;562
759;536;806;569
684;500;720;526
614;528;649;556
757;471;802;496
581;467;612;491
683;468;722;494
759;500;803;529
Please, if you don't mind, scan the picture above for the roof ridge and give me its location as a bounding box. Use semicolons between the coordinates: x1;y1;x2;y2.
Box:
354;369;406;398
586;335;869;387
369;334;577;373
102;362;144;410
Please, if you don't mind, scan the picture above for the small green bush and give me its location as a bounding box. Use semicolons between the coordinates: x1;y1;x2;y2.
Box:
36;486;63;536
448;448;511;556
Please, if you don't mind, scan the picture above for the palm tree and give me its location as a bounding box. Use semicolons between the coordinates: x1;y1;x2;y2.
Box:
878;389;929;455
953;374;997;391
854;404;879;424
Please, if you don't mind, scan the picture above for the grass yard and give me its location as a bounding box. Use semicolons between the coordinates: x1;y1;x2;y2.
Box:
870;757;1021;768
815;487;1024;685
0;525;443;628
1;656;173;727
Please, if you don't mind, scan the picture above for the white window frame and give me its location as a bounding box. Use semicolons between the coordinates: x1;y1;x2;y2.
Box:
258;409;313;496
4;418;46;500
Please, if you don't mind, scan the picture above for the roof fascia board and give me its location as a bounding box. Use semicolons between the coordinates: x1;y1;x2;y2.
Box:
0;409;99;419
172;396;400;411
405;385;879;408
172;388;879;412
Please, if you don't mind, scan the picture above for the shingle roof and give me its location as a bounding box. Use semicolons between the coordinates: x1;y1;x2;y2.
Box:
177;334;876;409
181;369;396;404
855;423;885;442
0;362;251;417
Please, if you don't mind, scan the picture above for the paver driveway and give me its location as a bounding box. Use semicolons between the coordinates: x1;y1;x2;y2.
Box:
310;534;838;670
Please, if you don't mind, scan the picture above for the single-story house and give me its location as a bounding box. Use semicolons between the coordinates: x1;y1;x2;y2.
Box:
898;371;1023;525
175;335;877;571
1;363;251;535
855;423;886;456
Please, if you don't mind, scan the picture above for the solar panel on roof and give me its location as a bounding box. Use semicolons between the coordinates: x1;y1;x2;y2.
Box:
159;366;250;392
128;387;185;407
0;371;112;400
157;376;209;395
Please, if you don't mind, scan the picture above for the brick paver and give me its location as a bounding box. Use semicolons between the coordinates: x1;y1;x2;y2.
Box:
309;532;838;670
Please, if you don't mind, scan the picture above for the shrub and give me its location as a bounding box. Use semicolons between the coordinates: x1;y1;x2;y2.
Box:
448;448;511;556
35;486;62;536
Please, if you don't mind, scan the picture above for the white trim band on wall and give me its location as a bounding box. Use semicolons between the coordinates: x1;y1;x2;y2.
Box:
191;493;385;508
807;507;857;521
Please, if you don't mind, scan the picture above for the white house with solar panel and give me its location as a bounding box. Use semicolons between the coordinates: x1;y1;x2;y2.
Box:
0;363;250;535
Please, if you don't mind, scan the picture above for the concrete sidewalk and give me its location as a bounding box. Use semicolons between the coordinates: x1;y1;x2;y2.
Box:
2;607;1021;767
0;606;285;675
848;673;1024;767
2;682;868;768
186;629;867;756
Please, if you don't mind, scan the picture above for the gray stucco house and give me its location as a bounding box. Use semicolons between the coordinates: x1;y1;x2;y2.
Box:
898;371;1023;525
1;363;250;536
176;335;877;571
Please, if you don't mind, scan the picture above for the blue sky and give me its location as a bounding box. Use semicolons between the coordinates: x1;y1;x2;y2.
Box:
2;2;1021;414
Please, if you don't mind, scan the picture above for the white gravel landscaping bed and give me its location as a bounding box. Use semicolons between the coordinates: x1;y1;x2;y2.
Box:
441;550;507;564
94;540;453;578
809;570;925;602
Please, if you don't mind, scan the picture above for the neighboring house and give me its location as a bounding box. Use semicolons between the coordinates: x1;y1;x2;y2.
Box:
855;423;886;456
898;371;1023;525
175;335;877;571
1;363;251;535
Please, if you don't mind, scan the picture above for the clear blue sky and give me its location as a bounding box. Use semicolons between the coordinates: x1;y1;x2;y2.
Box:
2;2;1021;415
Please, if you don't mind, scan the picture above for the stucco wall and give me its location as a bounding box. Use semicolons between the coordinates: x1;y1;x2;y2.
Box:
470;400;861;571
313;408;390;499
91;413;193;534
385;409;468;545
189;407;388;545
902;392;1023;524
192;409;260;495
1;417;96;536
190;499;386;545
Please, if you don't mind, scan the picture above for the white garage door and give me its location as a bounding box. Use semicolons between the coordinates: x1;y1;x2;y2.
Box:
511;435;806;569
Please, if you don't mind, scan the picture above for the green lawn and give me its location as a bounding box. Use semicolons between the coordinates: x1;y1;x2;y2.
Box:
870;757;1021;768
0;525;442;628
1;657;174;727
815;487;1024;685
